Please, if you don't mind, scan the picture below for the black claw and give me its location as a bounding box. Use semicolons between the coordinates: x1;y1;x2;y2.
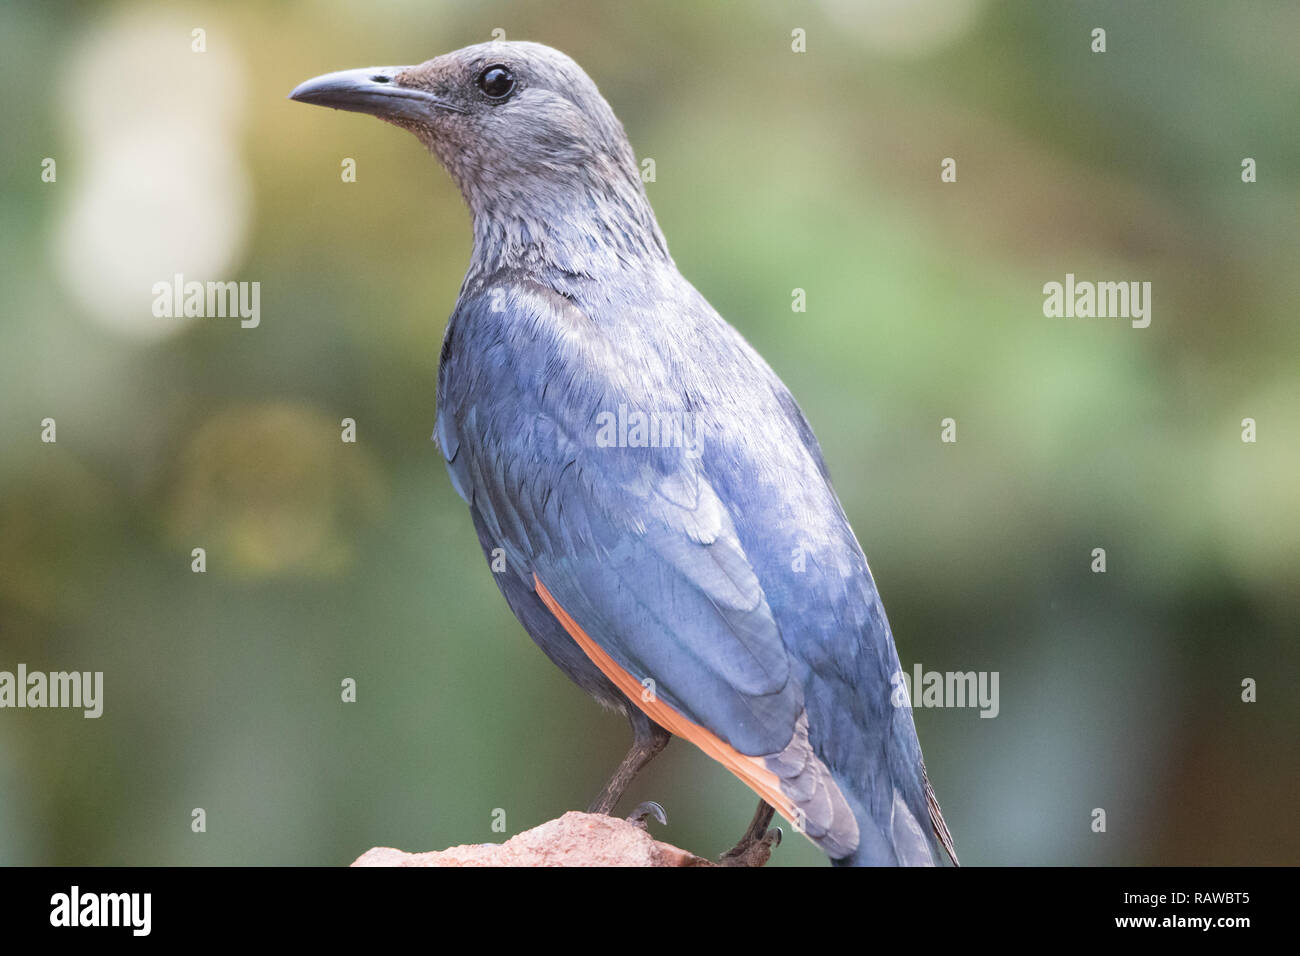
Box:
626;800;667;828
767;826;783;848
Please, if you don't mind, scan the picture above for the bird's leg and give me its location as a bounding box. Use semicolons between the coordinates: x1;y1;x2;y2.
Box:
586;718;671;816
719;799;782;867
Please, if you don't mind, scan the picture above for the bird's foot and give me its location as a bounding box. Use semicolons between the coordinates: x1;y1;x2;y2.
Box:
718;824;781;867
625;800;668;829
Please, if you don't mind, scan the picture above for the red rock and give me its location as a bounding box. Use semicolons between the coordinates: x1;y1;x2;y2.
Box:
351;811;713;867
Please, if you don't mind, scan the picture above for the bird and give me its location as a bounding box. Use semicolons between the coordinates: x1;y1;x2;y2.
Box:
290;40;957;867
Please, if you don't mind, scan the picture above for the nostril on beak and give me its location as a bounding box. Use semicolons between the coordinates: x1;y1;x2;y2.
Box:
371;74;391;83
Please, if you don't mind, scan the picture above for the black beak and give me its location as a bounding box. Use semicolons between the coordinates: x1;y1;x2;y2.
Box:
289;66;465;121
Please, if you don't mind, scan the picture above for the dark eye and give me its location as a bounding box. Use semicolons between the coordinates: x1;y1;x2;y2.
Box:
477;64;515;99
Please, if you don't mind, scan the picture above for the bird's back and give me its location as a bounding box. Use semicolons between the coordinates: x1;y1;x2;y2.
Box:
438;260;953;865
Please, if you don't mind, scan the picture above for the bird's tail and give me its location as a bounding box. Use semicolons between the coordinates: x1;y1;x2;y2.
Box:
828;759;958;866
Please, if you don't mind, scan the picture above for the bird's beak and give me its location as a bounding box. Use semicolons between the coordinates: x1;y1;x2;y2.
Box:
289;66;465;121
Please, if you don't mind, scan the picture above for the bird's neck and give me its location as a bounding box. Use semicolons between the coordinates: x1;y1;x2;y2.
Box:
458;161;671;283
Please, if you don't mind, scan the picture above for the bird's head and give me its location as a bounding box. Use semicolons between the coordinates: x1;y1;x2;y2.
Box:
290;41;667;276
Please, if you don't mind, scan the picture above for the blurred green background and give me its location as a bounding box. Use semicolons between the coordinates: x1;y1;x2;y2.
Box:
1;0;1296;866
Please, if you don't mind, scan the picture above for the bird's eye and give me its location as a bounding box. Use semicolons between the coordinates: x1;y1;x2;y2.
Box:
477;64;515;99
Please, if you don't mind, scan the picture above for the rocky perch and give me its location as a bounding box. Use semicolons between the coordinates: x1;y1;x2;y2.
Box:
351;810;720;867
